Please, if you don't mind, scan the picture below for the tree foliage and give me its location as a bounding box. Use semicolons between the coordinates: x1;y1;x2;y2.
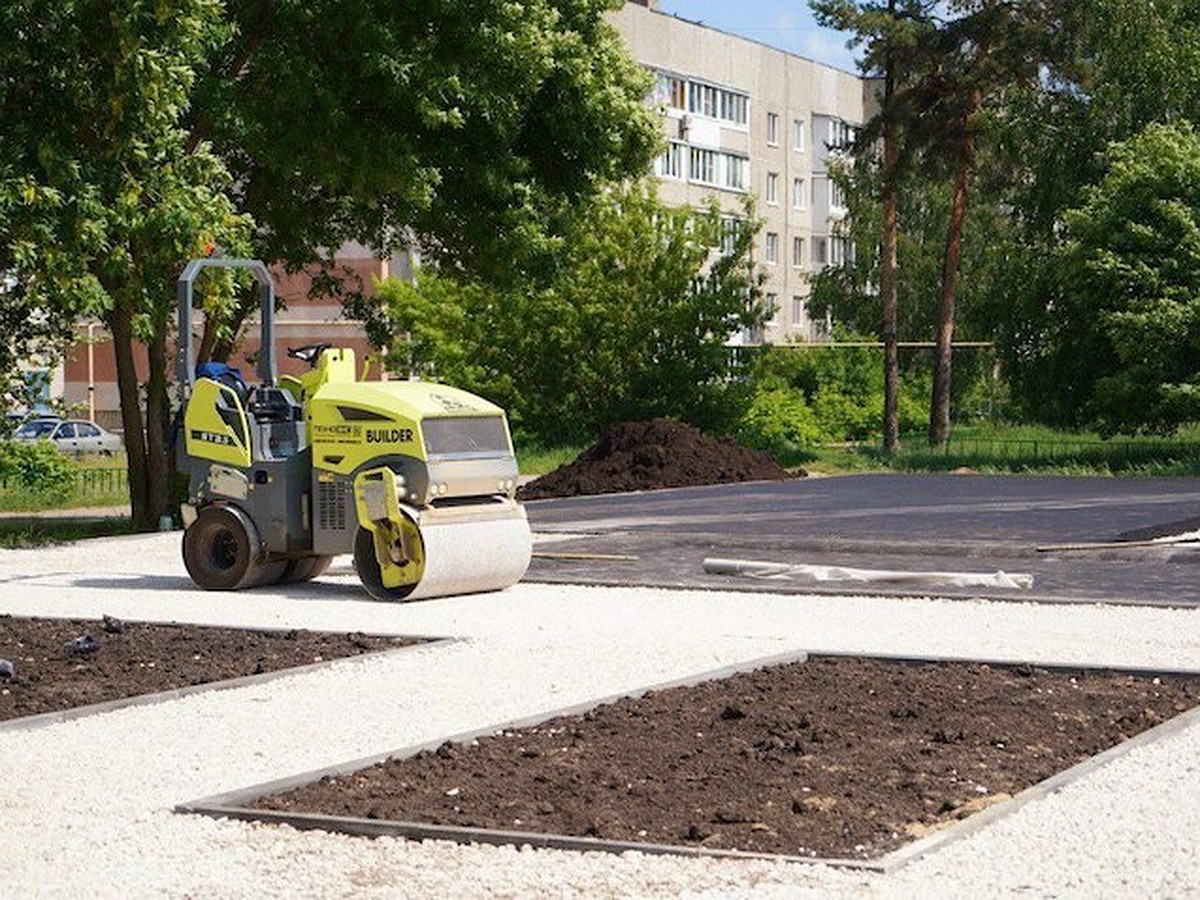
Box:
1;0;660;527
366;182;765;443
1013;124;1200;433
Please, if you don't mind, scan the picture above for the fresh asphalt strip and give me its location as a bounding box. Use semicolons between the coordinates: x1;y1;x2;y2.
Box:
174;650;1200;874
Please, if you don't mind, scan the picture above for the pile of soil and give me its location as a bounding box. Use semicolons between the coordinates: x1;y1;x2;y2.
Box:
257;656;1200;860
518;419;793;500
0;615;418;722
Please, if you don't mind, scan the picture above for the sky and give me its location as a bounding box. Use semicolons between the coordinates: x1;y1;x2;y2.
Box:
654;0;862;73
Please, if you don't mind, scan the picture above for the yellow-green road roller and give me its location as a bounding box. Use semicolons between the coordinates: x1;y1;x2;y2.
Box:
174;257;531;600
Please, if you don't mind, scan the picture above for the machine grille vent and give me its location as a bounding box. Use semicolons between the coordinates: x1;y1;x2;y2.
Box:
318;481;346;531
422;416;510;457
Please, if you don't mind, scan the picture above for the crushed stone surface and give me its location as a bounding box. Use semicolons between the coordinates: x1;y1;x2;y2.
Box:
2;532;1200;897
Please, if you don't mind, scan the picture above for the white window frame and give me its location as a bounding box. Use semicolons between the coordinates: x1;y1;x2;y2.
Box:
765;172;779;205
723;153;749;191
794;117;806;153
830;180;846;211
792;236;805;269
684;77;748;128
655;141;685;180
792;177;806;210
792;295;805;325
689;147;718;186
765;232;779;265
764;292;779;325
653;72;686;111
766;112;779;147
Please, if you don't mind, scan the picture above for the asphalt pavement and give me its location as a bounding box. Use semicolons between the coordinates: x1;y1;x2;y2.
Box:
524;473;1200;607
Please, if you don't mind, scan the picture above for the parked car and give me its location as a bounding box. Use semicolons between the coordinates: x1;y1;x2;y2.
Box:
11;418;123;455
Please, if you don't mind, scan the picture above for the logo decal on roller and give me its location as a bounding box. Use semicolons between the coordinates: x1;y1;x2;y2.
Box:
190;429;237;446
365;428;414;444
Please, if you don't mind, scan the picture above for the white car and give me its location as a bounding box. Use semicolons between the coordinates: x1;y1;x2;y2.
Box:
12;418;123;455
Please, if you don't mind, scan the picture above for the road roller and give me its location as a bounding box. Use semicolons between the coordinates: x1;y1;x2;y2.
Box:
173;257;532;600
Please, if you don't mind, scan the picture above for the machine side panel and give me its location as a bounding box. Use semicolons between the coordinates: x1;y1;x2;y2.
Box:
238;449;313;554
184;379;252;469
312;471;356;556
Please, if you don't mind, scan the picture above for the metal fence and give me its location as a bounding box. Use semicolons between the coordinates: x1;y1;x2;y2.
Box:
899;435;1200;466
75;467;128;497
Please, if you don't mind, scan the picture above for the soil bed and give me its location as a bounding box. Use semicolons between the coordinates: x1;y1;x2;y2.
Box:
0;615;418;722
257;656;1200;860
518;419;793;500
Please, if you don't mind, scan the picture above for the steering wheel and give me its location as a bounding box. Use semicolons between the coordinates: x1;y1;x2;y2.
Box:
286;343;332;367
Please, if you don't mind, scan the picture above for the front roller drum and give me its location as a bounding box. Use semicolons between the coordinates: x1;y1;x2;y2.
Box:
352;518;424;602
354;506;533;602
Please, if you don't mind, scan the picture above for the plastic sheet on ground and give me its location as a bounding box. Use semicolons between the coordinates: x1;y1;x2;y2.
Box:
702;558;1034;590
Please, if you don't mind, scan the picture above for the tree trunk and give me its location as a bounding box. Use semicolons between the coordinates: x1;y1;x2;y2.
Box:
881;2;901;454
107;302;154;530
928;93;980;449
145;320;172;527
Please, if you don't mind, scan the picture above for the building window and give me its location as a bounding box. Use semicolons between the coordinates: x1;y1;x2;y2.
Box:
689;147;718;185
764;292;779;324
766;172;779;205
723;153;748;191
830;236;854;266
685;79;748;126
683;146;748;191
765;232;779;264
794;117;806;153
767;112;779;146
792;236;805;268
793;177;806;210
830;180;846;210
719;217;741;255
655;141;684;180
814;237;828;266
654;72;686;110
720;90;748;125
792;295;806;324
828;118;856;151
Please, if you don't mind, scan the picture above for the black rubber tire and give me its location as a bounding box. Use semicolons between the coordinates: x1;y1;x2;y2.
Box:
182;506;259;590
278;555;334;584
353;526;419;601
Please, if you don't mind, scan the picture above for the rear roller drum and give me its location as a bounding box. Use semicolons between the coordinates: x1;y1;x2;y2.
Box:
183;506;266;590
278;555;334;584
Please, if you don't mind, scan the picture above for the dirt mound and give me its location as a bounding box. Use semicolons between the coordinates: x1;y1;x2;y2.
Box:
518;418;793;500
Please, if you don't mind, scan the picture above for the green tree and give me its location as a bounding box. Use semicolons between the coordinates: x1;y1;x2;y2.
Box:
1;0;660;529
811;0;935;452
368;182;765;442
1024;124;1200;433
0;0;251;528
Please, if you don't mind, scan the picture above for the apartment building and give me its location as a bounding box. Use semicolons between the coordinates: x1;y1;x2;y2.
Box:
612;0;872;343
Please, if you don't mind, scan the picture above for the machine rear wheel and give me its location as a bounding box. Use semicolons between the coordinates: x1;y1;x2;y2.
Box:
278;555;334;584
183;506;260;590
353;526;419;601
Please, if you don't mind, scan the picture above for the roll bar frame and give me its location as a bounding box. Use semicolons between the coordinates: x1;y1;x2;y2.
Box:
175;258;277;390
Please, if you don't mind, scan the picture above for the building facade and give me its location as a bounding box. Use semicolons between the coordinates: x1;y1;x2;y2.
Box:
612;0;872;344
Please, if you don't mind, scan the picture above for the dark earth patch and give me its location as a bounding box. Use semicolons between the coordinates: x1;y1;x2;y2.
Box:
255;656;1200;860
0;615;418;722
518;418;794;500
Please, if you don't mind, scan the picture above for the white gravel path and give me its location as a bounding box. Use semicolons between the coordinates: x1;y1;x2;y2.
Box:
2;532;1200;898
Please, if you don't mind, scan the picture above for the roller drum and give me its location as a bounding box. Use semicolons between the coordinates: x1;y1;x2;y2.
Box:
405;508;532;601
355;499;532;601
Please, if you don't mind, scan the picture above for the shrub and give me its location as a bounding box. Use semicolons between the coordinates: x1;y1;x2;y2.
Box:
737;388;823;460
0;441;79;500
